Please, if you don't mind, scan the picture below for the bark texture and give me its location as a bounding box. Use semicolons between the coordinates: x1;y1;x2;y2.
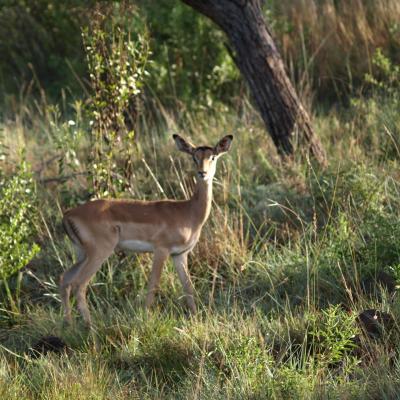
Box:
182;0;327;166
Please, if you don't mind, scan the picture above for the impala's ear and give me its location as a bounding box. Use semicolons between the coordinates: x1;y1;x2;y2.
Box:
173;134;195;155
215;135;233;155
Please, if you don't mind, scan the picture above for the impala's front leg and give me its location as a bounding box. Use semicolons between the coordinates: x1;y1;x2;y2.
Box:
145;248;170;309
172;252;197;314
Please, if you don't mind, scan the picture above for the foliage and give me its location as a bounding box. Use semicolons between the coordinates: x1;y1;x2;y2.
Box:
0;0;94;99
138;1;240;109
0;0;240;109
0;0;400;398
83;3;150;197
0;159;40;310
350;49;400;159
309;305;359;369
1;0;399;108
364;48;400;95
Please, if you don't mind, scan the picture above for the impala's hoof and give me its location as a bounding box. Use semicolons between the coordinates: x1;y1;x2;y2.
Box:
63;315;72;327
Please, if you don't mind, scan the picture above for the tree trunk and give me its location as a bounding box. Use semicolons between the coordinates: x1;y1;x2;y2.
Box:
181;0;327;166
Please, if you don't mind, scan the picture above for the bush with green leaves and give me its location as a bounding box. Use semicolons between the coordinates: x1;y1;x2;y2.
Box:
350;49;400;159
0;161;40;284
83;4;150;197
0;0;94;100
309;305;359;369
137;1;240;108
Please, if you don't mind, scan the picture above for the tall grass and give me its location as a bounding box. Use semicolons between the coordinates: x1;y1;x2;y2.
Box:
1;82;400;397
0;1;400;397
268;0;400;101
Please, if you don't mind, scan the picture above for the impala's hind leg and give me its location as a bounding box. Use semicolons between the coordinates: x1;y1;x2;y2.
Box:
60;246;86;324
72;243;117;326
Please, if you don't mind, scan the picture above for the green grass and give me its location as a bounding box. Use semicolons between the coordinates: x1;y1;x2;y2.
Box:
1;87;400;399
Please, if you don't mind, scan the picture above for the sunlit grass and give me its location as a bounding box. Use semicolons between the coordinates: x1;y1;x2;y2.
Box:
1;81;400;398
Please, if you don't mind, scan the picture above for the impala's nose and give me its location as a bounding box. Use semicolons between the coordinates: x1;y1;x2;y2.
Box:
198;171;206;179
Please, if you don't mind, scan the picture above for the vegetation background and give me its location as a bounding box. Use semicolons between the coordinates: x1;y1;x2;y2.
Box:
1;0;400;398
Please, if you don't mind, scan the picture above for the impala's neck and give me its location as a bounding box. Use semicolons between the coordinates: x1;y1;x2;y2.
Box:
189;177;213;226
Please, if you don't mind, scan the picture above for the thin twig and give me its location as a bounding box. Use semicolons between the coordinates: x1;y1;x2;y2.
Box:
34;154;62;176
38;172;88;185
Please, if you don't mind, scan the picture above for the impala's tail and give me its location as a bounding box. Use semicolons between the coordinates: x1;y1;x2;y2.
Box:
62;215;83;246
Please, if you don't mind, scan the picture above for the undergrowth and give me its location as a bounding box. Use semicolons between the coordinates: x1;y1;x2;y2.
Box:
1;89;400;397
0;6;399;399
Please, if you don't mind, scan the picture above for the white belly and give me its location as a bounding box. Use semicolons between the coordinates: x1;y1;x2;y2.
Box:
119;240;154;253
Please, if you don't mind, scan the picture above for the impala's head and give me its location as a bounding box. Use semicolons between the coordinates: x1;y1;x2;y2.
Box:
173;134;233;181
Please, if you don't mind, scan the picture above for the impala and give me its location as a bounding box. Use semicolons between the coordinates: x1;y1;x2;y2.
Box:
60;134;233;325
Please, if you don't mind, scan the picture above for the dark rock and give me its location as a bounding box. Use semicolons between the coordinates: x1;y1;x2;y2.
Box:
28;336;69;358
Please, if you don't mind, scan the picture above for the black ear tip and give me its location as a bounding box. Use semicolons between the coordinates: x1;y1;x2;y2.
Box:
173;134;179;140
227;134;233;140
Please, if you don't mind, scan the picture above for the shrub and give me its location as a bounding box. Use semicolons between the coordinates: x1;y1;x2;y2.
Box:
0;0;92;99
309;305;359;369
350;49;400;159
0;160;40;306
83;3;150;197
